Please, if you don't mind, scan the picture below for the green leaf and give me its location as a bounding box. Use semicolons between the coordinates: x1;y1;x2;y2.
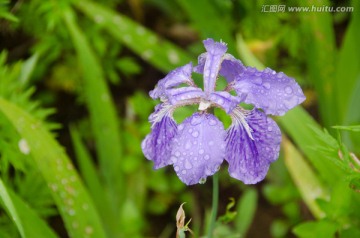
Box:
0;179;59;238
0;179;25;237
175;0;236;53
62;7;125;212
300;0;337;127
335;3;360;124
293;220;338;238
74;0;193;72
283;138;328;219
333;125;360;132
0;98;107;238
69;126;113;222
279;107;344;184
235;188;258;237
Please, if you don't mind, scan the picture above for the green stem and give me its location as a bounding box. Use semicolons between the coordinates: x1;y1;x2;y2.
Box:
207;172;219;238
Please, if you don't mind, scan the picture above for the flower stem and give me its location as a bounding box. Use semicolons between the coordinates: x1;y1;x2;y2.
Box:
207;172;219;238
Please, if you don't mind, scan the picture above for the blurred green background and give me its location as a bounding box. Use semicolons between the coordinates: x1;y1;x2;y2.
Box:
0;0;360;237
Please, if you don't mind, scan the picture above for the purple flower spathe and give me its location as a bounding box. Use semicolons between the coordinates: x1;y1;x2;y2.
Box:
142;38;305;185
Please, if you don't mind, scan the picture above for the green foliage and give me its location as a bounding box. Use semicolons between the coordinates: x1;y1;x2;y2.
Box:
0;0;359;237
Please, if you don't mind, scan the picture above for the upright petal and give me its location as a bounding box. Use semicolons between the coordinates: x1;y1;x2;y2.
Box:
171;113;226;185
150;63;193;99
202;39;227;94
233;67;306;115
142;104;177;169
225;108;281;184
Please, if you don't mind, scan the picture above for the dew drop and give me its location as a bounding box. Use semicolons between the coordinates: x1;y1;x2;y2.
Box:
185;141;192;149
174;166;179;172
285;86;293;94
208;141;214;146
191;115;202;126
263;82;271;89
253;77;263;85
209;119;217;126
199;177;207;184
199;149;204;155
85;226;93;235
182;170;187;175
185;160;192;169
170;156;178;163
18;139;30;155
175;151;181;157
188;128;193;133
192;131;199;137
204;154;210;160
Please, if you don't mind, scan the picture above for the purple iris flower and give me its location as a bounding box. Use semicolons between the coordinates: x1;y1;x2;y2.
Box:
142;39;305;185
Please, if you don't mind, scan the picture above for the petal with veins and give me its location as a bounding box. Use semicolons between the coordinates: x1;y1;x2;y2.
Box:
171;113;226;185
225;108;281;184
232;67;306;116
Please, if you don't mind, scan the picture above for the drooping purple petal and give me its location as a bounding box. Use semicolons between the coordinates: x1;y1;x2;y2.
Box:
202;39;227;94
225;108;281;184
166;87;204;105
170;113;226;185
232;67;306;116
219;54;246;83
150;63;193;99
208;91;241;114
142;104;178;169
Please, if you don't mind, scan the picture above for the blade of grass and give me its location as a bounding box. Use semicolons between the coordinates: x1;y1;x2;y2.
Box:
0;179;25;237
283;138;327;219
69;125;116;235
0;179;59;238
235;188;258;237
299;0;337;127
0;97;107;238
62;7;125;214
175;0;236;53
335;3;360;124
74;0;193;72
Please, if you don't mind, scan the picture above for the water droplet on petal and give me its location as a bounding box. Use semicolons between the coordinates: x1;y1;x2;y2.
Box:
208;141;214;146
285;86;293;94
174;166;179;172
185;160;192;169
268;126;273;131
188;128;193;133
204;154;210;160
191;115;202;125
209;119;217;126
263;82;271;89
171;156;177;163
192;131;199;137
199;177;207;184
253;77;263;85
185;141;192;149
182;170;187;175
199;149;204;155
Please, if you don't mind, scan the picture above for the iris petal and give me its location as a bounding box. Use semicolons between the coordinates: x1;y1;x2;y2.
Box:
225;108;281;184
232;67;306;116
141;104;178;169
201;39;227;94
150;63;193;100
171;113;226;185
